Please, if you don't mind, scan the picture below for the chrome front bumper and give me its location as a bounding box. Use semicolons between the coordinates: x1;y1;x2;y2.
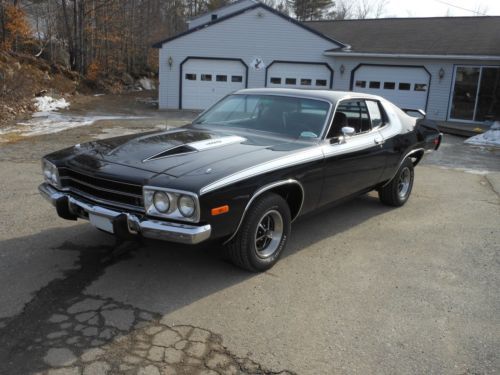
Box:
38;183;211;245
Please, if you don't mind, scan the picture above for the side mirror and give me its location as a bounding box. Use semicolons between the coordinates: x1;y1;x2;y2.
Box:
341;126;355;137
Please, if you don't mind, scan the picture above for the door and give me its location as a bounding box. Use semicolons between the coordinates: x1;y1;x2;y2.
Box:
266;62;331;89
182;59;246;110
449;65;500;122
319;99;388;206
353;65;430;110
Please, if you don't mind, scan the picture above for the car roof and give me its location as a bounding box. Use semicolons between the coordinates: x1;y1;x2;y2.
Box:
233;88;384;104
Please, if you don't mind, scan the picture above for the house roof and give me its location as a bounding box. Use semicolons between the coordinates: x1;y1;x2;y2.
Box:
306;16;500;56
152;3;346;48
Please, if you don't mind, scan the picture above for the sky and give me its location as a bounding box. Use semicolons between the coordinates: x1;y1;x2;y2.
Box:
382;0;500;17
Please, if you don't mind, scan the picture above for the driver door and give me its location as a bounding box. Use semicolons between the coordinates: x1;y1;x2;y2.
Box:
318;99;388;206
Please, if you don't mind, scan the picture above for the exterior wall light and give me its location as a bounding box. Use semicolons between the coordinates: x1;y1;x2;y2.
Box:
340;64;345;75
168;56;173;69
439;68;445;79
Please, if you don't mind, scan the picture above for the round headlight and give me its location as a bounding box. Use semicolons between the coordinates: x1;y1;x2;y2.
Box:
178;195;196;217
153;192;170;213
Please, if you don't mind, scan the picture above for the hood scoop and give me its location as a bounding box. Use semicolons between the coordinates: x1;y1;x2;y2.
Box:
142;135;246;162
144;145;196;162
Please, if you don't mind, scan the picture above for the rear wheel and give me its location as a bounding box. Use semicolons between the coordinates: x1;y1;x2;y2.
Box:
379;158;414;206
225;193;291;272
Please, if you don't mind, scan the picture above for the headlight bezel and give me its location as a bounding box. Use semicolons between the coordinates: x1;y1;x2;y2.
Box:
42;159;60;188
143;186;200;223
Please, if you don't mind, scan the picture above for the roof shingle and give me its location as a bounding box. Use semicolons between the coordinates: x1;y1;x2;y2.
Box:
306;16;500;56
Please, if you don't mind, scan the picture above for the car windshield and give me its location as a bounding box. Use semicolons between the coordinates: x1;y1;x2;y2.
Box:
193;94;331;139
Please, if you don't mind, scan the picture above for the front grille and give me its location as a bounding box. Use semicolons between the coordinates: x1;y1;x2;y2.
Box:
59;168;143;210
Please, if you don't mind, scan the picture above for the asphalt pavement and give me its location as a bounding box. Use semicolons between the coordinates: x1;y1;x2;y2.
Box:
0;116;499;375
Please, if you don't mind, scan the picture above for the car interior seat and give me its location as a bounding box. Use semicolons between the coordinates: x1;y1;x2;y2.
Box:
328;112;348;138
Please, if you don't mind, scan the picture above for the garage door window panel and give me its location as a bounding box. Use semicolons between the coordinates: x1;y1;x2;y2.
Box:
270;77;282;84
316;79;327;87
231;75;243;83
369;81;380;89
201;74;212;81
185;73;197;80
355;80;366;88
286;78;297;85
414;83;427;92
216;75;227;82
384;82;395;90
301;79;312;86
399;83;411;90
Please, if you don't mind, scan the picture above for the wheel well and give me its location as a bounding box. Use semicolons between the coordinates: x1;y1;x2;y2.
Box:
267;183;303;221
410;149;424;166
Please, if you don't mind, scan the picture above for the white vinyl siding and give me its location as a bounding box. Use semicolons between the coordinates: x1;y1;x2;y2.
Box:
158;7;339;109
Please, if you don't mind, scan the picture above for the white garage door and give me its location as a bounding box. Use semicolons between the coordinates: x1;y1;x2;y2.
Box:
353;66;430;110
267;62;331;90
182;59;246;110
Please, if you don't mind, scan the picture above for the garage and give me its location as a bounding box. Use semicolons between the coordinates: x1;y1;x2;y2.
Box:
266;62;333;90
181;58;247;110
351;65;430;110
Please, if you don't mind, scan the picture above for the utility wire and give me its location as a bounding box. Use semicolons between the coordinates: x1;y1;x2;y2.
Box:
434;0;489;16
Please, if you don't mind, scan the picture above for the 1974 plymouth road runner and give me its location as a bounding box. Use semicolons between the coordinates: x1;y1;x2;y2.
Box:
39;89;441;271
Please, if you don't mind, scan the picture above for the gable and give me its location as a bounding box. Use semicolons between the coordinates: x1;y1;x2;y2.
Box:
153;4;345;49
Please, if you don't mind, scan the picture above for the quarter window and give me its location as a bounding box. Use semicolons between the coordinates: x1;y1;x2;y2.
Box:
369;81;381;89
185;73;196;80
216;75;227;82
384;82;395;89
414;83;427;91
201;74;212;81
399;82;411;90
366;100;384;128
316;79;327;87
301;79;312;86
355;80;366;88
231;75;243;82
270;77;282;84
285;78;296;85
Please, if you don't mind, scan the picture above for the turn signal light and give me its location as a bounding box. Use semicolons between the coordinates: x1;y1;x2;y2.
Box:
211;205;229;216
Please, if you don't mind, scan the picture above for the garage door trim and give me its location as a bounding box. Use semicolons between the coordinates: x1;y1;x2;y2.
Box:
265;60;334;89
349;63;432;111
179;56;249;109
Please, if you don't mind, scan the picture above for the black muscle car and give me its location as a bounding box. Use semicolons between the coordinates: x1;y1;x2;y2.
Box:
39;89;441;271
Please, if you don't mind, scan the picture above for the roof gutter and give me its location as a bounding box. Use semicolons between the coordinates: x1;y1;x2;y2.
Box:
323;51;500;61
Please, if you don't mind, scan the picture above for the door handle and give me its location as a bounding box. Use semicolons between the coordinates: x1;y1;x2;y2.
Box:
374;137;384;145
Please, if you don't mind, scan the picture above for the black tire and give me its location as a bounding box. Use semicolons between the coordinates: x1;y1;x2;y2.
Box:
379;158;414;207
225;193;291;272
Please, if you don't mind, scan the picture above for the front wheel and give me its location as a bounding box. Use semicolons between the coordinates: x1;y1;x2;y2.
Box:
224;193;291;272
378;158;414;206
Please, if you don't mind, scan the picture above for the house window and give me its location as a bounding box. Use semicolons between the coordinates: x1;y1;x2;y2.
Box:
231;75;243;82
270;77;282;84
383;82;395;89
301;79;312;86
211;14;218;21
316;79;327;87
399;83;411;90
285;78;296;85
201;74;212;81
414;83;427;91
185;73;196;81
355;80;366;88
216;75;227;82
369;81;380;89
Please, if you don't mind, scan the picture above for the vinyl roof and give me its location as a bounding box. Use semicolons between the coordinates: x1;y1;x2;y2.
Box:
234;88;382;103
306;16;500;56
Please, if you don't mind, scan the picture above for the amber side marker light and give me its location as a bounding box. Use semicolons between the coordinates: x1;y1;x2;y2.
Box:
211;205;229;216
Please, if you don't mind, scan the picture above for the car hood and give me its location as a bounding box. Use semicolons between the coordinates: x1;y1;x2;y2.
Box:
57;126;314;179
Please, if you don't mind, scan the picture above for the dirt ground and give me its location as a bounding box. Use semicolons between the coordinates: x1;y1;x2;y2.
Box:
0;96;499;375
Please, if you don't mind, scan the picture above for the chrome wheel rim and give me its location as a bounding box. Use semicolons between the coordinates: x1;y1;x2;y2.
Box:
398;167;411;200
254;209;284;259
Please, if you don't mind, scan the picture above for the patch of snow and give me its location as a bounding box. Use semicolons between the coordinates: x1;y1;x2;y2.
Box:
465;121;500;148
93;93;105;97
139;77;156;91
33;96;70;115
0;113;147;141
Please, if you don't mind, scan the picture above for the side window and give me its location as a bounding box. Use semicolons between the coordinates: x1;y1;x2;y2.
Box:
366;100;383;128
330;100;371;137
